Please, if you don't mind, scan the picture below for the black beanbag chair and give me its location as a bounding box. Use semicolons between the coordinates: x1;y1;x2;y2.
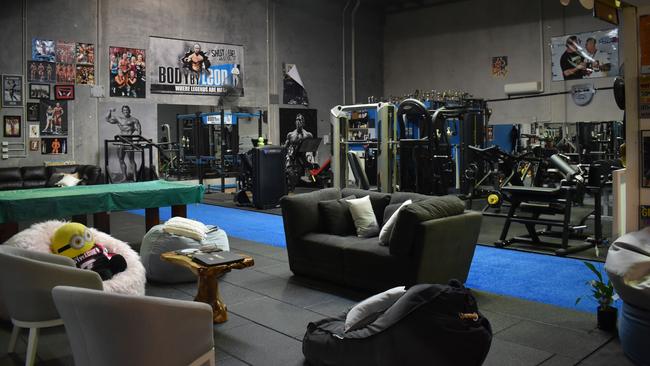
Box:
303;281;492;366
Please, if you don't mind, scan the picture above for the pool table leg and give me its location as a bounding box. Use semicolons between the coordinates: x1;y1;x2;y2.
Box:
145;208;160;231
71;215;87;225
171;205;187;218
93;212;110;234
0;222;19;243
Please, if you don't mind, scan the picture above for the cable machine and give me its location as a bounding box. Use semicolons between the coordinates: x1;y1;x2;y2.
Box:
331;103;395;192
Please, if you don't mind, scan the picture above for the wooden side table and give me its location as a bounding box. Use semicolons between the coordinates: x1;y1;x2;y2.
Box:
161;251;254;323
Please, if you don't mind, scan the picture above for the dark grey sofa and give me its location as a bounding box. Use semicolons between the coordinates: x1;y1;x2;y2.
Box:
280;188;483;292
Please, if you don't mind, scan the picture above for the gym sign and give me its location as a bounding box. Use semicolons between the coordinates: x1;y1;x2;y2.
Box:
571;83;596;106
149;36;244;96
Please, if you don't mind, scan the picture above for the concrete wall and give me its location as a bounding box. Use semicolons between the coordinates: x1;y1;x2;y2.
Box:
0;0;358;168
383;0;625;125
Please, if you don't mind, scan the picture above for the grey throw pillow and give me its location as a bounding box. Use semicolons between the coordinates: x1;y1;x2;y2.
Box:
318;195;356;236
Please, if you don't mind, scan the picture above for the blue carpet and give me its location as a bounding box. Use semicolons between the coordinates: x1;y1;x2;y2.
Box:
133;203;614;312
130;203;286;247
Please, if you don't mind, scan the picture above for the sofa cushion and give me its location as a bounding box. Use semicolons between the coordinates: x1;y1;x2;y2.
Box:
389;195;466;256
318;195;356;236
343;237;413;291
341;188;391;226
77;165;103;185
21;166;48;188
294;233;356;282
56;173;81;187
389;192;430;205
0;168;23;190
384;192;430;222
348;195;380;238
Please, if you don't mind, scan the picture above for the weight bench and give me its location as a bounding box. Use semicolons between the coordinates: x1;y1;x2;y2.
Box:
495;154;593;256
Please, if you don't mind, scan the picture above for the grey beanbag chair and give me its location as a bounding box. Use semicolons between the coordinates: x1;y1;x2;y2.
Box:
140;224;229;283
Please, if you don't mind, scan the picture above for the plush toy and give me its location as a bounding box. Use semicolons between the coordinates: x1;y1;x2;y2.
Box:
50;222;127;280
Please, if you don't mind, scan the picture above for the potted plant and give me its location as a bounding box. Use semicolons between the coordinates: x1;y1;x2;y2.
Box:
575;261;617;332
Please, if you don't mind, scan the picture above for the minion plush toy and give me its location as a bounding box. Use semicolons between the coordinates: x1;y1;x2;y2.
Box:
50;223;127;280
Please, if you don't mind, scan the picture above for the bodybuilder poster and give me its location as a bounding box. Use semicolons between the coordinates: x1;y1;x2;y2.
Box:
149;36;244;96
550;29;619;81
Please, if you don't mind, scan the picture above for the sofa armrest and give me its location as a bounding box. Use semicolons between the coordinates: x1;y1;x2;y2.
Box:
413;211;482;284
280;188;340;244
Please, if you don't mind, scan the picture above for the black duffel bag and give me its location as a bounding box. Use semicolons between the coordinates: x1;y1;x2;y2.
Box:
302;281;492;366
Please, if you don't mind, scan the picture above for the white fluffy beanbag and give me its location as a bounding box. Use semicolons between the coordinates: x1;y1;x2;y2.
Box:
4;220;146;296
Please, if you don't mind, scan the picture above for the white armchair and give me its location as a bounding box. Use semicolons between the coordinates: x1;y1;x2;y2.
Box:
0;245;103;366
52;286;216;366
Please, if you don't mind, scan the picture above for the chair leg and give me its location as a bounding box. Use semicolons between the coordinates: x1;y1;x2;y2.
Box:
8;325;19;353
208;351;215;366
25;328;39;366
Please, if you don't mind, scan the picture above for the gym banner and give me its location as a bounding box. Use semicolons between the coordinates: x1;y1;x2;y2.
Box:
149;36;244;96
550;29;619;81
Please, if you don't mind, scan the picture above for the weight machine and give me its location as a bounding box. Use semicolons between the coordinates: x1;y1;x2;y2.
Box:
331;103;395;192
104;135;158;183
395;99;454;195
173;110;263;191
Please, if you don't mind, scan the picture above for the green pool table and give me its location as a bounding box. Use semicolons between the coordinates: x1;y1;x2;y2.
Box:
0;180;205;242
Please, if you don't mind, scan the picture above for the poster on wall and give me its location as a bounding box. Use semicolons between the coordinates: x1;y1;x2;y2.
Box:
56;63;75;84
28;124;39;138
641;15;650;74
27;61;56;83
491;56;508;78
39;100;68;136
76;43;95;65
98;102;156;183
27;103;40;121
41;137;67;155
640;75;650;119
76;65;95;85
109;47;146;98
550;29;619;81
2;75;23;107
56;41;76;64
29;83;50;99
3;116;21;137
642;130;650;187
149;36;244;96
283;64;308;106
32;39;55;62
29;139;39;151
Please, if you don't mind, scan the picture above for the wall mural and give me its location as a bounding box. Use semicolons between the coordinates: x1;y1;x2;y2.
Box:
98;102;156;182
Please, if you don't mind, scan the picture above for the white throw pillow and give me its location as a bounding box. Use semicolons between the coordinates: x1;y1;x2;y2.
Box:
162;216;209;241
379;199;412;245
56;173;81;187
344;286;406;332
347;195;379;237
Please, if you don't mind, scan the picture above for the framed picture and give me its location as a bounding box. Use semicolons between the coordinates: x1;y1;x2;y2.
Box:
28;124;39;138
643;130;650;188
41;137;67;155
54;85;74;100
27;102;40;121
2;75;23;107
29;139;39;151
29;83;51;99
3;115;21;137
